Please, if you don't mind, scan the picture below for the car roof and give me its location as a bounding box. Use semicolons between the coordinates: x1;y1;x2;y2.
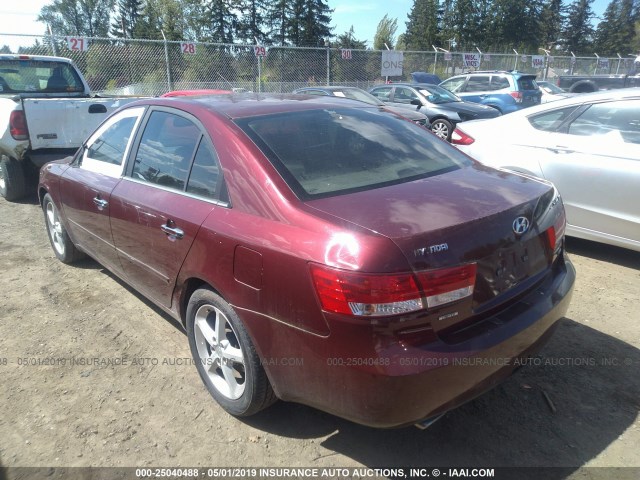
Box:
140;93;377;119
520;87;640;114
0;54;75;64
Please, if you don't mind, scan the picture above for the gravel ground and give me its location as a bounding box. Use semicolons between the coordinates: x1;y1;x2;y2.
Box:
0;192;639;480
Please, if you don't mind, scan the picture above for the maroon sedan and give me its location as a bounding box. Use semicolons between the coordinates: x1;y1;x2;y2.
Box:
38;94;575;428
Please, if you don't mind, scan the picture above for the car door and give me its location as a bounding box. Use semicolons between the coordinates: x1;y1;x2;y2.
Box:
109;108;224;308
59;107;145;273
537;99;640;244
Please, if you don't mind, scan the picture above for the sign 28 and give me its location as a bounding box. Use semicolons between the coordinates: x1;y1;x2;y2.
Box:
181;43;197;55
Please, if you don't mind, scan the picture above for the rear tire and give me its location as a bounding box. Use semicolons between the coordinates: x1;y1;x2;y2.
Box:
42;193;84;264
186;287;277;416
431;119;453;141
0;155;27;201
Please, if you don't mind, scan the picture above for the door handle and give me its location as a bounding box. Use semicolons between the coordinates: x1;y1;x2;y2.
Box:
93;196;108;210
161;223;184;239
547;146;574;154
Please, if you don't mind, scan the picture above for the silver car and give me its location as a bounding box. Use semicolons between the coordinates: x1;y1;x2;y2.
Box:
452;89;640;252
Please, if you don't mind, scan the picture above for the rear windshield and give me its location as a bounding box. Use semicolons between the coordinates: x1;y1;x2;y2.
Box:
0;59;84;94
235;107;471;200
517;77;539;90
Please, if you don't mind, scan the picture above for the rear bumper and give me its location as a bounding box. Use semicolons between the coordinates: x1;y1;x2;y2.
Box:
242;254;575;428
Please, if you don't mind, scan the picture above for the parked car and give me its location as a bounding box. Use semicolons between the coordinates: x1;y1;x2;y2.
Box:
292;86;431;128
452;88;640;252
161;89;232;97
369;83;500;141
537;81;575;103
0;54;144;201
555;72;640;93
39;94;575;428
439;70;542;114
410;71;442;84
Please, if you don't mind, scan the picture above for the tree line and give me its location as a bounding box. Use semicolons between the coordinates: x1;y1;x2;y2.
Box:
35;0;639;56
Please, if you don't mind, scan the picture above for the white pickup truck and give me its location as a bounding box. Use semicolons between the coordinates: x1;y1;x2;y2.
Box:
0;54;142;200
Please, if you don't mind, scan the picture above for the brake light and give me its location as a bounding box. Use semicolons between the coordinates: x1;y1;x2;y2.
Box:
509;91;523;103
545;206;566;258
10;111;29;140
450;128;475;145
310;263;476;317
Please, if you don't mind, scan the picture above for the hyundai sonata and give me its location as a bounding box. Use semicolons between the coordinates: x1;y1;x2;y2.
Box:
39;94;574;428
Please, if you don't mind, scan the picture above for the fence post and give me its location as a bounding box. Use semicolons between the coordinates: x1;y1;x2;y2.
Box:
161;30;173;93
326;47;331;85
47;25;57;56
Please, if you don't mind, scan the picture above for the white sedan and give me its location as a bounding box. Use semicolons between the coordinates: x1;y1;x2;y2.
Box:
452;88;640;252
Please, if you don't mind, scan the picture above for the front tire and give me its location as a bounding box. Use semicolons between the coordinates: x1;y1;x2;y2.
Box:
0;155;27;201
431;119;453;141
42;193;84;264
186;287;276;416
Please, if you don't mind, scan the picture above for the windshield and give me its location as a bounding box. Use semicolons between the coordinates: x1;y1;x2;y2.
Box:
417;84;462;104
0;59;84;94
236;107;470;200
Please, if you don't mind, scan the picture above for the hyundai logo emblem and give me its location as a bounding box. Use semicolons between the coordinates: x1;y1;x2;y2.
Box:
513;217;530;235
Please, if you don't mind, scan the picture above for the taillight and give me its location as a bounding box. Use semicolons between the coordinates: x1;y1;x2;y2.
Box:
509;91;523;103
417;264;477;308
545;205;566;258
10;111;29;140
450;128;475;145
310;263;477;317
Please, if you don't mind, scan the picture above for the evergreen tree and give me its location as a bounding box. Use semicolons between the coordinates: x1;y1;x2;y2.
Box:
404;0;440;50
236;0;269;44
452;0;479;49
562;0;595;54
540;0;565;50
299;0;333;47
594;0;638;56
373;14;398;50
336;26;367;49
38;0;115;37
265;0;290;45
111;0;144;38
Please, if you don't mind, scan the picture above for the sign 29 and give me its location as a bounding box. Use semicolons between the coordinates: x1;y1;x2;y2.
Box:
181;43;197;55
254;46;267;57
66;37;89;52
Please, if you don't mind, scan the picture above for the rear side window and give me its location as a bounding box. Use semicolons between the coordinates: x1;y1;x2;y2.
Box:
186;140;225;200
132;111;200;191
465;76;491;92
236;107;471;200
370;86;392;100
528;106;580;131
491;76;510;90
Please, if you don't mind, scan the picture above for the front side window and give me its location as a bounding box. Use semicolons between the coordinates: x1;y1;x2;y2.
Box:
132;111;201;191
236;107;471;200
568;100;640;144
393;87;420;104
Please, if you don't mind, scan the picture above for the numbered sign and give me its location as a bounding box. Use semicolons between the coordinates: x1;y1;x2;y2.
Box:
520;55;528;63
181;43;197;55
444;52;452;61
598;58;609;69
254;46;267;57
531;55;545;69
483;54;491;62
66;37;89;52
341;49;352;60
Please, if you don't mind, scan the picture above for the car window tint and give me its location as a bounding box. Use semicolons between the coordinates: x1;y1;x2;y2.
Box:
186;140;224;200
236;108;471;200
87;116;137;165
568;100;640;144
518;77;538;90
528;106;580;132
394;87;418;104
491;76;510;90
132;111;200;191
370;87;392;100
465;76;491;92
441;78;465;93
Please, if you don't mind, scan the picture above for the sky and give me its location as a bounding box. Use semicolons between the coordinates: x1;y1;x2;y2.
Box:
0;0;611;51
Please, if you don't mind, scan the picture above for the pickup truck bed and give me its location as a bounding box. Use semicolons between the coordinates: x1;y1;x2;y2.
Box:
0;54;142;200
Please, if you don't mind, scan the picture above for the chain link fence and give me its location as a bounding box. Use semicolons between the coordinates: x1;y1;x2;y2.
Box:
1;33;636;95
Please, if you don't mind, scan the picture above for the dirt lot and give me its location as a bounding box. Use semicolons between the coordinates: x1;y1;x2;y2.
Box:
0;192;639;479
